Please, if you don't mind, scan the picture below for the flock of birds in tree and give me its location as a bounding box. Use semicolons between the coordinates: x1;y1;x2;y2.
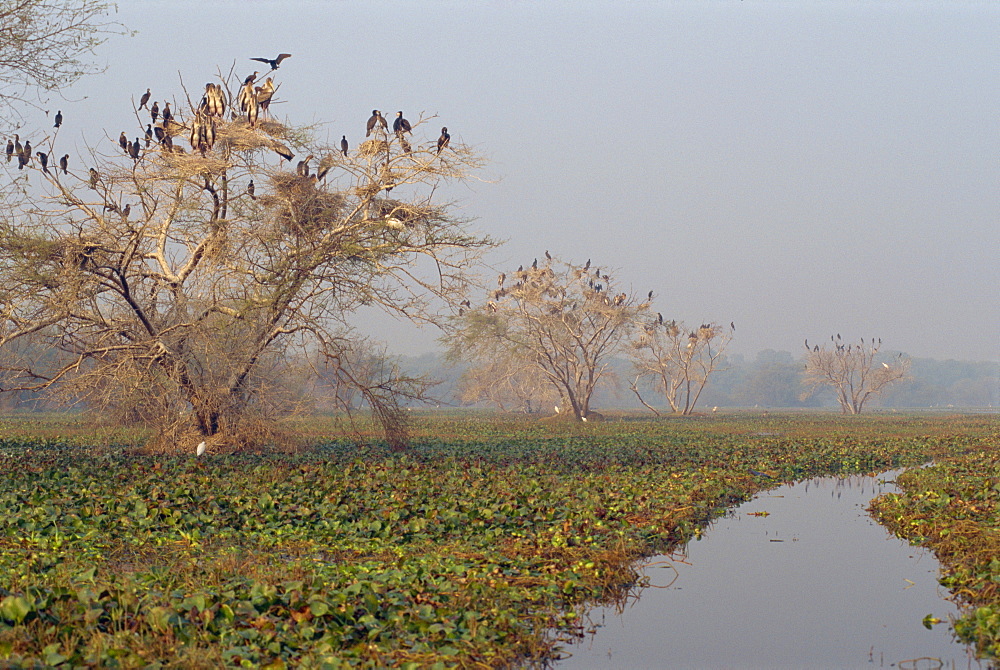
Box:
3;52;455;205
804;334;898;367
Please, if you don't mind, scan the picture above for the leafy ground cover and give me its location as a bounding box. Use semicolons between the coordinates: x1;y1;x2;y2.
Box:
870;424;1000;663
0;412;994;668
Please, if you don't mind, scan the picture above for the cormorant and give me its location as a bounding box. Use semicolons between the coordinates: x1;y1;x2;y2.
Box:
341;135;349;156
436;126;450;153
4;139;12;162
59;154;68;175
121;203;130;219
145;124;153;146
531;258;537;269
154;126;165;144
247;179;255;199
545;250;551;260
366;110;386;137
251;53;291;70
162;103;172;122
21;140;30;160
139;88;151;110
36;151;49;173
119;132;128;152
150;101;159;123
13;135;21;155
393;111;412;135
89;168;98;188
244;71;258;85
648;290;654;300
53;111;62;128
129;138;141;161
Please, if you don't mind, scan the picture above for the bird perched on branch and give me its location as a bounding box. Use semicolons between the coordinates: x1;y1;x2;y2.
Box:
139;88;151;110
243;71;258;85
89;168;99;188
53;111;62;128
251;53;291;70
5;139;12;162
162;103;172;123
247;179;255;200
150;101;159;123
36;151;49;173
366;110;386;137
437;127;450;153
341;135;349;157
201;83;226;117
119;131;128;153
59;154;68;175
393;111;412;136
256;77;275;114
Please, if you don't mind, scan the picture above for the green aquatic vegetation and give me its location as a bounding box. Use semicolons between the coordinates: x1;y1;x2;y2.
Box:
870;434;1000;663
0;412;992;667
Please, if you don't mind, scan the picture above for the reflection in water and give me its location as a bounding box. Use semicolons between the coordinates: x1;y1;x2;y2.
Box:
558;471;986;670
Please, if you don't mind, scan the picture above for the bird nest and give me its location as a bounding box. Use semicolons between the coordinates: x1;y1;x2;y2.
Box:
217;118;291;153
261;174;348;236
154;150;232;179
358;139;389;157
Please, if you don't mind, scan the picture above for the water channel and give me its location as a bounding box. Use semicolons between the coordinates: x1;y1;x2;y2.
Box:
557;470;987;670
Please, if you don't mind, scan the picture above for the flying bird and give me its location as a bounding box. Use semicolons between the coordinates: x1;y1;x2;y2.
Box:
53;111;62;128
251;53;291;70
340;135;349;156
139;88;151;109
436;126;450;153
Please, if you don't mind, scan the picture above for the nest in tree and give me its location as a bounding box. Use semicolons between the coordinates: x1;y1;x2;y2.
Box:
354;182;382;200
216;117;293;154
262;173;347;236
358;139;389;157
155;150;232;178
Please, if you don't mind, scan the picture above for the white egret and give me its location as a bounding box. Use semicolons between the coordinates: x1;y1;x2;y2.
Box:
196;441;206;456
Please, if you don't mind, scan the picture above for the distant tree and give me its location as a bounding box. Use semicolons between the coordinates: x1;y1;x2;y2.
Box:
457;353;560;414
446;256;648;421
801;335;910;414
629;319;733;415
0;0;125;126
0;69;491;450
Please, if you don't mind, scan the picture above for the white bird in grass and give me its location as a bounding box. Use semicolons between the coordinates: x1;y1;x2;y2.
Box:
554;405;560;414
196;441;206;456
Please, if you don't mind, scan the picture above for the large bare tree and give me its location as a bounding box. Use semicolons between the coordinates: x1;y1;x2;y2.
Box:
801;335;910;414
629;318;732;415
0;71;492;448
456;352;560;414
446;256;647;421
0;0;124;126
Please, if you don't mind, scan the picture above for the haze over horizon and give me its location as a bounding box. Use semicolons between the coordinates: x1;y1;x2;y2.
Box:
16;1;997;362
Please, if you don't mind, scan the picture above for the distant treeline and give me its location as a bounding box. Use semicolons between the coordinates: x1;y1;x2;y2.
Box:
400;350;999;412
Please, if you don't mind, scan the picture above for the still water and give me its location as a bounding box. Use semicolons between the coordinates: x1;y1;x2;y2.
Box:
558;471;986;670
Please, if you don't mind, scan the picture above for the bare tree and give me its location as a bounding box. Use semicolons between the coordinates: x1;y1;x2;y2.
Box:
446;256;647;421
801;335;910;414
0;70;492;449
0;0;125;126
629;319;733;415
457;353;560;414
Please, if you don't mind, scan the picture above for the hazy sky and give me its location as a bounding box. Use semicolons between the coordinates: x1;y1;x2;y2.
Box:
18;0;999;361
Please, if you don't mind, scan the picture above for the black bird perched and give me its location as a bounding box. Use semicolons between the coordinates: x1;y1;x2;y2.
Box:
243;71;258;85
121;203;131;219
544;250;551;260
59;154;68;175
251;53;291;70
154;126;165;144
584;258;591;270
53;111;62;128
89;167;99;188
150;101;159;123
730;321;735;331
247;179;256;200
129;138;141;161
119;131;128;153
4;139;12;162
436;127;450;153
13;134;22;155
162;103;172;122
17;152;27;169
647;290;654;301
36;151;49;173
366;110;386;137
145;124;153;147
139;88;151;110
341;135;349;157
531;258;538;269
21;139;30;160
393;111;412;136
